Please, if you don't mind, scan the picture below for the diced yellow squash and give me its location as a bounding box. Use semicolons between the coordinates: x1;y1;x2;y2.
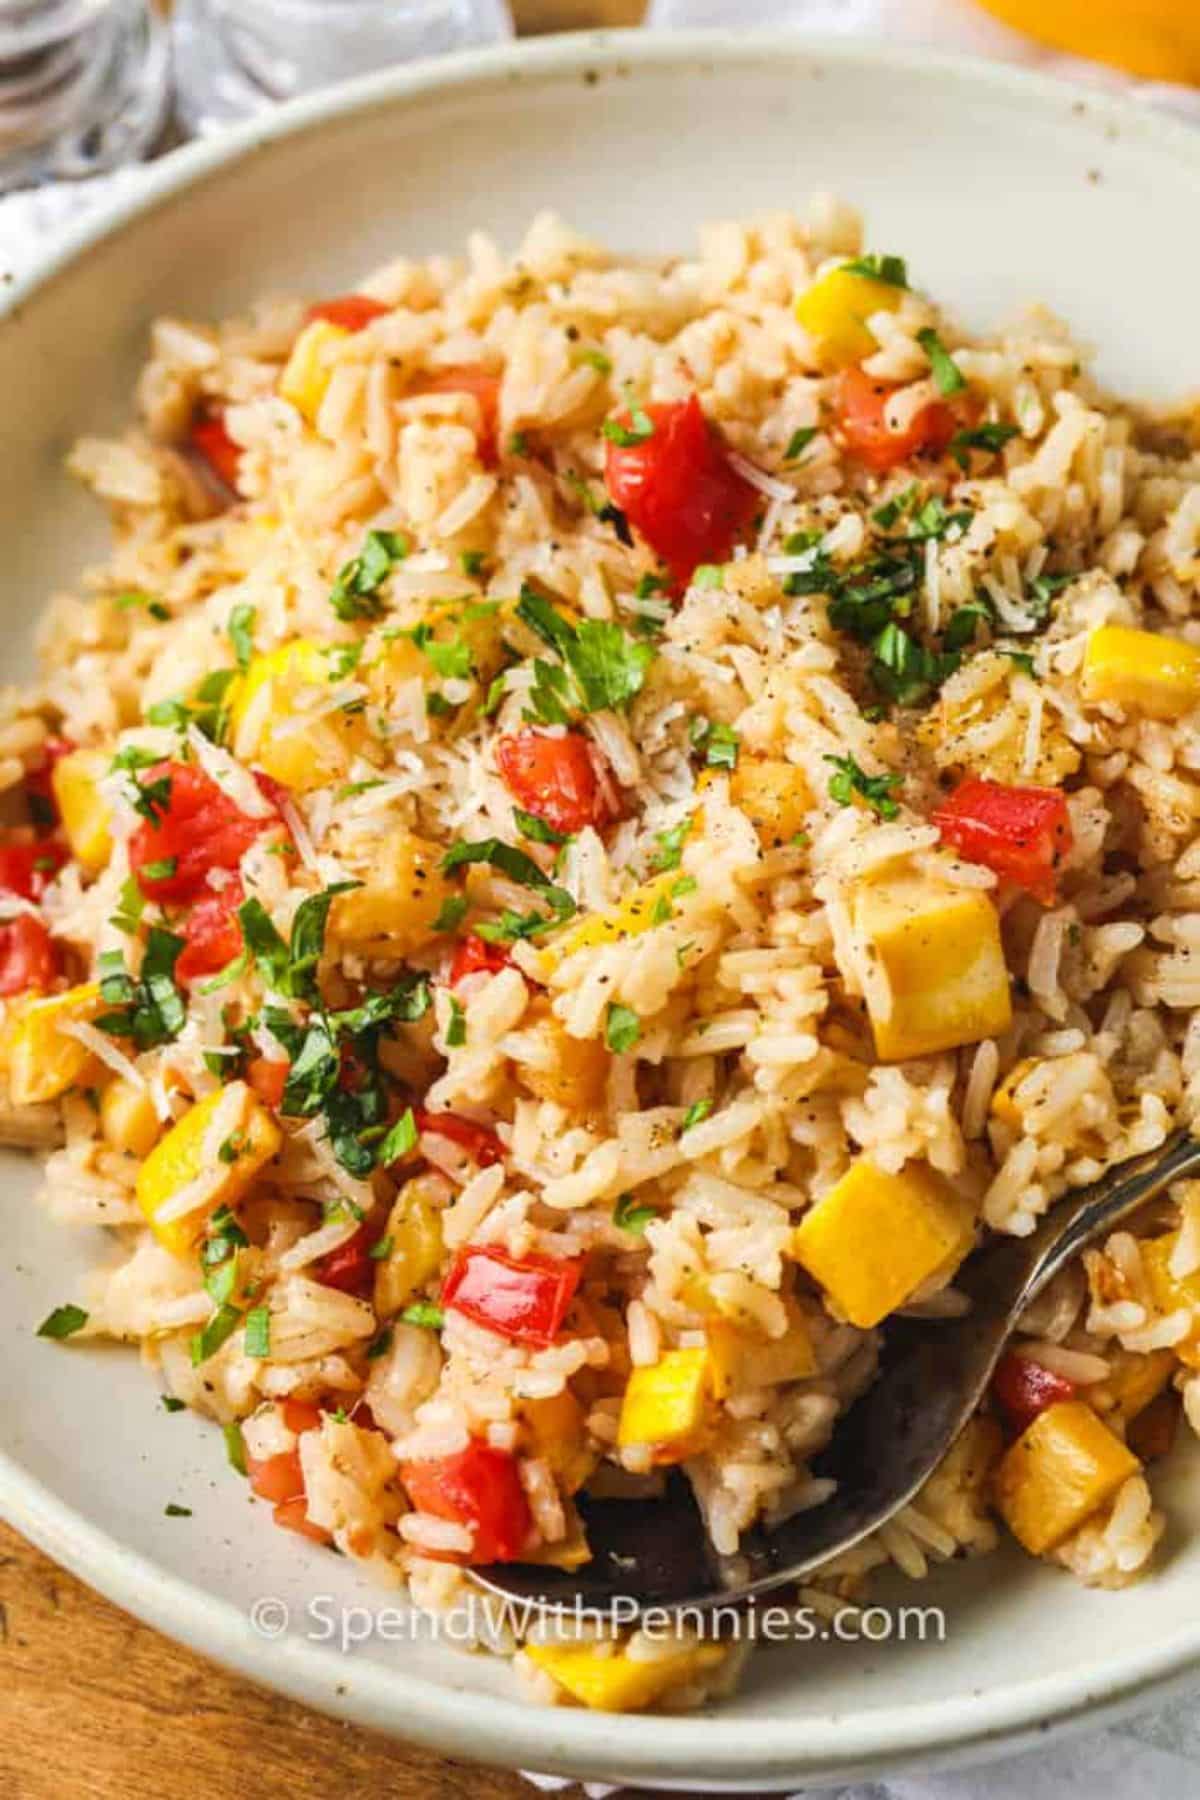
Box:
1103;1349;1177;1424
229;638;368;793
327;828;452;959
373;1175;445;1316
4;982;103;1106
730;755;811;849
1140;1234;1200;1368
522;1390;599;1495
135;1081;281;1257
994;1399;1139;1556
100;1076;162;1159
278;318;350;425
515;1001;609;1112
525;1639;728;1714
794;265;905;366
617;1346;712;1463
791;1156;975;1330
540;870;686;977
707;1301;817;1400
51;748;113;875
853;874;1012;1062
989;1057;1039;1129
1082;625;1200;720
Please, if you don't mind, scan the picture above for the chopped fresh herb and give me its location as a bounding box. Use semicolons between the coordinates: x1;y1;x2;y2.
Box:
329;529;408;621
649;815;693;874
237;882;356;1003
139;857;177;883
825;753;903;820
203;1250;239;1307
432;893;468;934
513;807;566;847
1026;571;1074;620
602;387;655;448
441;838;576;937
460;549;487;578
516;586;653;722
783;426;818;464
228;603;256;671
426;691;454;718
612;1192;656;1235
943;599;992;653
841;253;909;288
691;718;740;771
574;346;612;374
635;573;669;601
146;669;238;746
366;1325;394;1360
109;875;146;937
399;1302;444;1330
681;1098;714;1132
917;327;967;397
870;621;959;707
115;588;168;619
1001;648;1038;678
446;996;467;1048
223;1420;248;1476
111;747;173;825
368;1235;393;1263
481;671;508;717
474;890;576;945
605;1003;641;1054
37;1304;88;1340
378;1107;418;1165
692;564;724;590
164;1504;192;1518
96;927;186;1050
161;1395;186;1413
323;641;364;681
243;1306;271;1358
949;422;1019;470
190;1302;242;1366
508;430;530;457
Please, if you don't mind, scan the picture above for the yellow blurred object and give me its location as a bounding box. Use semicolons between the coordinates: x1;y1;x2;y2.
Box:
1082;624;1200;720
707;1302;818;1399
524;1639;728;1713
972;0;1200;86
135;1081;281;1257
1140;1234;1200;1367
795;265;905;366
617;1346;712;1462
100;1077;162;1160
730;756;811;849
994;1399;1139;1556
853;874;1012;1061
279;319;350;425
230;638;368;792
328;828;452;959
51;748;113;876
4;982;103;1106
1102;1349;1177;1424
540;869;687;975
373;1175;445;1316
989;1057;1040;1129
791;1156;976;1329
522;1390;598;1494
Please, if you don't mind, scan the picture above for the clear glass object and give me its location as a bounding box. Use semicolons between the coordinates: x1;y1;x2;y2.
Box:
173;0;513;137
0;0;170;193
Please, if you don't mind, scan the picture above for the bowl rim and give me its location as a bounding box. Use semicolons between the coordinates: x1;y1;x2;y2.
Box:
4;27;1200;1786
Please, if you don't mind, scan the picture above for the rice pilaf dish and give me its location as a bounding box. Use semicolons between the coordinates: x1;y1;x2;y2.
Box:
8;200;1200;1714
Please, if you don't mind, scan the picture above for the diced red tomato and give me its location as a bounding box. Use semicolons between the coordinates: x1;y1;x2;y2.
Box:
441;1245;583;1348
280;1398;324;1435
25;735;75;830
272;1496;333;1543
251;769;292;815
603;393;758;589
449;933;513;988
992;1351;1076;1435
306;294;390;332
400;1440;531;1564
128;762;269;904
0;837;67;901
412;365;501;467
933;778;1072;906
314;1211;387;1299
415;1108;504;1169
836;366;957;473
175;878;244;986
246;1056;289;1110
189;407;242;492
247;1448;305;1505
496;729;619;838
246;1401;333;1545
0;914;59;997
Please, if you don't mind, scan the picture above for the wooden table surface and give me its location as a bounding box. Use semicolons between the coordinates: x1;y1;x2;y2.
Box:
0;8;737;1798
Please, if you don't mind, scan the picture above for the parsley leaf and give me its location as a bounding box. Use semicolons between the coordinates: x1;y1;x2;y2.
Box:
329;529;408;621
516;587;653;719
825;753;903;820
841;254;909;288
783;426;818;464
96;928;186;1050
37;1304;88;1340
446;997;467;1048
949;422;1018;470
612;1193;657;1235
650;815;693;874
917;327;967;397
513;807;566;847
602;387;655;448
605;1004;641;1054
681;1097;713;1132
400;1301;445;1330
243;1306;271;1358
228;603;256;671
378;1107;419;1166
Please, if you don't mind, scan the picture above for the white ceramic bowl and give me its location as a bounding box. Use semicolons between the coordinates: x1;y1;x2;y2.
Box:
3;31;1200;1791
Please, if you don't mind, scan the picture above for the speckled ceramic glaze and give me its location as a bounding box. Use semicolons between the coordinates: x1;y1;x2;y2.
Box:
3;33;1200;1789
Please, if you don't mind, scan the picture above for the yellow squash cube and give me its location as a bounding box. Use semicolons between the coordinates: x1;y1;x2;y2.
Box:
617;1346;712;1463
994;1399;1139;1556
521;1390;598;1495
135;1081;282;1257
853;874;1012;1062
540;870;687;977
328;828;452;960
229;638;367;793
367;600;506;709
1102;1349;1177;1424
100;1076;162;1160
279;318;350;425
373;1175;445;1316
794;265;905;366
707;1302;817;1400
525;1639;727;1714
730;756;812;849
515;1002;609;1113
791;1157;975;1329
1140;1234;1200;1368
4;982;103;1106
1082;624;1200;720
51;748;113;875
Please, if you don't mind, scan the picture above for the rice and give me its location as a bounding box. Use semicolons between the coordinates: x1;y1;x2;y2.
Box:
10;199;1200;1716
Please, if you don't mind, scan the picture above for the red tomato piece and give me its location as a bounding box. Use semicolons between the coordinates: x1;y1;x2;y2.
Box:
175;877;244;986
603;393;758;589
412;365;502;467
441;1245;583;1348
306;294;390;332
992;1351;1077;1435
247;1447;305;1505
0;837;67;901
495;729;619;838
314;1212;387;1299
280;1398;324;1436
128;762;269;904
189;407;242;492
400;1441;531;1565
246;1403;333;1544
25;735;75;829
0;914;59;998
246;1056;289;1110
415;1108;504;1169
836;365;957;473
449;933;513;988
272;1497;334;1544
933;778;1073;906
